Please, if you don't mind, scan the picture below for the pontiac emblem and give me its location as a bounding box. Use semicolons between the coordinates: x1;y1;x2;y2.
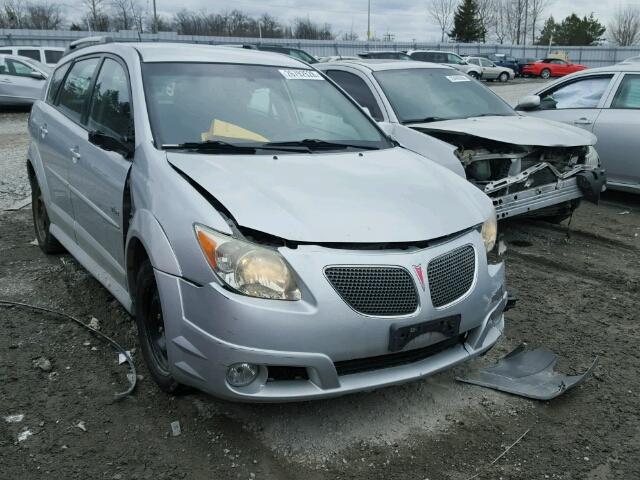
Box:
413;264;426;291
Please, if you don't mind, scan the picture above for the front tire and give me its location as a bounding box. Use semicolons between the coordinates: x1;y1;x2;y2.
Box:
540;68;551;79
135;260;188;394
499;72;509;82
469;71;480;80
31;176;65;254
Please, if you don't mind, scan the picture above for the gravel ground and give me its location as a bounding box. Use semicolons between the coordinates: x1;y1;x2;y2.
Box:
1;83;639;479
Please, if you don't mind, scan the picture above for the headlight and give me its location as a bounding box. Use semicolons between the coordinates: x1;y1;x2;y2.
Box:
481;211;498;253
195;224;301;300
584;146;599;167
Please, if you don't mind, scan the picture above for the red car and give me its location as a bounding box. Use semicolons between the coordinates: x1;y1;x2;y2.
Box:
521;58;587;79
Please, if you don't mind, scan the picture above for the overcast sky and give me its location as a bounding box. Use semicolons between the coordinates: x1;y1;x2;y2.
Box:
70;0;636;41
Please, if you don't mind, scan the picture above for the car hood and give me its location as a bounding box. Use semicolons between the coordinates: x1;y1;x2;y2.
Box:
167;148;492;244
410;115;596;147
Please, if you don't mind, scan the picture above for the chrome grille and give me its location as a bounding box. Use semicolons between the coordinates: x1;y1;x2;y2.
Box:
428;245;476;307
324;266;419;316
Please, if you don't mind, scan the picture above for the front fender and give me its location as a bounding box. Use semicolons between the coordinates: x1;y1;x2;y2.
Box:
126;208;182;281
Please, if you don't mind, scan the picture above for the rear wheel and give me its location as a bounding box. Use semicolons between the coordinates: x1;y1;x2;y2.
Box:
31;176;65;254
135;260;189;394
540;68;551;79
499;72;509;82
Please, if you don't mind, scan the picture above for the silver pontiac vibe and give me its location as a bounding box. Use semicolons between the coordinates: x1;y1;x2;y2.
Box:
27;42;506;402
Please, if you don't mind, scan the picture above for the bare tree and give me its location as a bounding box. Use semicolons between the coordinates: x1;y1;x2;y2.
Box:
477;0;496;43
609;5;640;46
1;0;27;28
83;0;110;31
427;0;457;42
25;2;63;29
528;0;551;44
111;0;132;30
492;0;510;43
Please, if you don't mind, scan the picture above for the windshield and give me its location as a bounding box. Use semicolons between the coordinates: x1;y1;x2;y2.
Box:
142;62;389;151
373;68;516;123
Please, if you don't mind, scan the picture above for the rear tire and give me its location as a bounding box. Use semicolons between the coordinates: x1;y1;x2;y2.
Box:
540;68;551;79
31;176;65;254
499;72;509;82
135;260;189;394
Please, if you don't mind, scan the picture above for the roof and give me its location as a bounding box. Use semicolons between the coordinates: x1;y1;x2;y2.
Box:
63;42;311;68
316;59;454;72
0;45;64;50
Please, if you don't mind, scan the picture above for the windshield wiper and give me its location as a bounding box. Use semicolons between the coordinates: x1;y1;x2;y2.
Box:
161;140;309;154
402;117;450;125
264;139;379;151
466;113;514;119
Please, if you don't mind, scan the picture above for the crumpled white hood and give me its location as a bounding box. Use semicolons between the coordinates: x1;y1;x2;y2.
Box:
167;147;493;243
411;115;596;147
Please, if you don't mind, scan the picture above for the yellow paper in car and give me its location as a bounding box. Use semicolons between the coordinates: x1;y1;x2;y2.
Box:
201;120;268;142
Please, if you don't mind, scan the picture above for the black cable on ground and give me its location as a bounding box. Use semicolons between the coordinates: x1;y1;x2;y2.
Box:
0;299;136;400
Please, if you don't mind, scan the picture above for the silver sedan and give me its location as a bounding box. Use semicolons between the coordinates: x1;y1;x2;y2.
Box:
0;54;50;106
517;64;640;193
465;56;515;82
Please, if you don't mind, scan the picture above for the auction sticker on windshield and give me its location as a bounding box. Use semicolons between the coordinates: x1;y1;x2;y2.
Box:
446;75;471;82
280;69;324;80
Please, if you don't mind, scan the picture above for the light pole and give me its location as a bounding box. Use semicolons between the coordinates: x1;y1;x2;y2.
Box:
367;0;371;40
152;0;158;34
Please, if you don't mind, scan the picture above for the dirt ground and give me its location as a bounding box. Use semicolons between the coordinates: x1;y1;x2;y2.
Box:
1;105;640;479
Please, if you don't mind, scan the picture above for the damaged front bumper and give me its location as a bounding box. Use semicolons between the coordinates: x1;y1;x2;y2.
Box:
485;164;606;219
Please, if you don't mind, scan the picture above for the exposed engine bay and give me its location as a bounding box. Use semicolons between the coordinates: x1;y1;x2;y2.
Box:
424;131;592;197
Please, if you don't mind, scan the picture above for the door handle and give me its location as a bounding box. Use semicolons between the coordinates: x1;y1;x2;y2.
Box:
39;124;48;139
70;146;81;164
573;118;592;125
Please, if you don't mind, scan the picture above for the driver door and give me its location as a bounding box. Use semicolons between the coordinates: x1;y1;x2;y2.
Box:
1;57;47;103
525;74;617;130
69;57;134;288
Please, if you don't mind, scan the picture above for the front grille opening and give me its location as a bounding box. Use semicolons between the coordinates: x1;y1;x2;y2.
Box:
334;335;463;376
428;245;476;308
266;366;309;382
324;266;419;316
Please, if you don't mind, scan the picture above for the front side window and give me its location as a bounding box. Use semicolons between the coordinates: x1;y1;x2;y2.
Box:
611;74;640;109
373;67;515;123
6;59;37;77
17;49;40;61
447;53;464;64
142;63;390;151
538;75;613;110
56;57;100;123
45;50;63;64
46;63;71;104
87;58;133;139
325;70;384;121
480;58;493;68
468;58;480;66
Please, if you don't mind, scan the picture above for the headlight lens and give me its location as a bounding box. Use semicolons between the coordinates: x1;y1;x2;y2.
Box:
584;146;599;167
195;224;301;300
481;211;498;253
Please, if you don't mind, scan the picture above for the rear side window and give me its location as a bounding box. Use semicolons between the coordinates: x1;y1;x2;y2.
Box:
0;49;11;55
611;74;640;109
87;58;133;139
325;70;384;121
45;50;63;64
539;75;613;110
56;57;100;123
46;63;71;104
411;52;438;62
17;49;41;61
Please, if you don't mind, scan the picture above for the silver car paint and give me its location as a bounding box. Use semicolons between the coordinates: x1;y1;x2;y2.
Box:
28;43;505;401
523;66;640;192
465;57;515;81
0;54;48;105
317;60;601;219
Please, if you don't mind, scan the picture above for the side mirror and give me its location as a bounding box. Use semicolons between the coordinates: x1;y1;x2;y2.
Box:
516;95;541;111
88;130;134;159
30;71;45;80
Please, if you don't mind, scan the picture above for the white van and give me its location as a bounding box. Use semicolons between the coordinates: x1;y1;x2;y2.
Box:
0;46;65;66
